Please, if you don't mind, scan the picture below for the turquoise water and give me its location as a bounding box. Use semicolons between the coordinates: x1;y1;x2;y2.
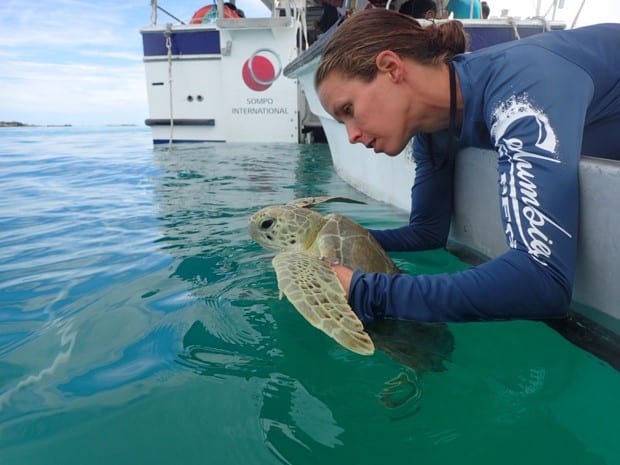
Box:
0;126;618;465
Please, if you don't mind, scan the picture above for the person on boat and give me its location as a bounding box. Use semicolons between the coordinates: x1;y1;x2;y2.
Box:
315;9;620;324
398;0;437;19
315;0;341;35
224;1;245;17
481;1;490;19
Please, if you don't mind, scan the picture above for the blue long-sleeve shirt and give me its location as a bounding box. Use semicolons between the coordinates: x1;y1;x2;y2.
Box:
349;23;620;323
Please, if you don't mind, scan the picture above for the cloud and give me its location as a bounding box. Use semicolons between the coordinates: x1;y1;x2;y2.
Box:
0;0;277;125
79;50;144;62
0;0;149;124
0;59;148;125
2;1;140;48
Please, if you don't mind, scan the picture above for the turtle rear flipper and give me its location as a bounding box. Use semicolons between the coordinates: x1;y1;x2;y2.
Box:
272;251;375;356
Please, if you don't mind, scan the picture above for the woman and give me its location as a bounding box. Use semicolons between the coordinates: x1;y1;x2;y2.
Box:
315;9;620;323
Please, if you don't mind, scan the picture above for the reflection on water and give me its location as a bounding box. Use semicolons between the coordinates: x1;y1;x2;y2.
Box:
0;128;619;465
153;142;365;463
367;320;455;374
367;319;454;415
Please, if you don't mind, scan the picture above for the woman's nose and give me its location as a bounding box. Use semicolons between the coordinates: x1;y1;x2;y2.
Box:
345;123;363;144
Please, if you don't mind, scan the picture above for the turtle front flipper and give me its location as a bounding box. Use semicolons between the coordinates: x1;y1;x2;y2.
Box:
272;251;375;356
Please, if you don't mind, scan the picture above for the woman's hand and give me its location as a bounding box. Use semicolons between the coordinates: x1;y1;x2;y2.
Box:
330;263;354;294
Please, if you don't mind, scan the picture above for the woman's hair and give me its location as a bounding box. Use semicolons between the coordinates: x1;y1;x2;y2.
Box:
315;9;467;88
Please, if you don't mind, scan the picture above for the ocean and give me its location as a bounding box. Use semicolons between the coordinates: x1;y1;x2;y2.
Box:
0;126;618;465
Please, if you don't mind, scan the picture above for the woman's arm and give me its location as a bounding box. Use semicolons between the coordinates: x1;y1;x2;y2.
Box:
369;131;455;251
346;50;594;323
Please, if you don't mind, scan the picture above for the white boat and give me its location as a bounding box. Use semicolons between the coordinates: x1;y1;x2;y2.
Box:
284;5;620;342
141;0;316;144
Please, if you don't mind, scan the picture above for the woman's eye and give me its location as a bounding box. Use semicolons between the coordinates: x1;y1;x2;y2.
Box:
339;104;353;119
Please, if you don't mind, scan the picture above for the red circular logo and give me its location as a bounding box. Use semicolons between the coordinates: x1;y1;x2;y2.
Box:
241;49;282;92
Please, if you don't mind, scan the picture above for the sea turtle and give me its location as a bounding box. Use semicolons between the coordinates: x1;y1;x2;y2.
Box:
248;196;399;356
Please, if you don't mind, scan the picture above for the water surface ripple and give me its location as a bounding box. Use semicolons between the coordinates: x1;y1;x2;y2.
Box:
0;126;618;465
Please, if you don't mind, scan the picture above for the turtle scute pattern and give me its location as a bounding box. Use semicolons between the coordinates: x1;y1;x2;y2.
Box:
248;196;399;356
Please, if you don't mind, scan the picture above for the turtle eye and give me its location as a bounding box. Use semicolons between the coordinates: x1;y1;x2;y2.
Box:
260;219;274;230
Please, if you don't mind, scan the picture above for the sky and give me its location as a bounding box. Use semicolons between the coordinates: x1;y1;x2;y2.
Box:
0;0;618;126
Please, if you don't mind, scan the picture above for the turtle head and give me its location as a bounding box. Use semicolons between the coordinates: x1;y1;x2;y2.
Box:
248;205;322;252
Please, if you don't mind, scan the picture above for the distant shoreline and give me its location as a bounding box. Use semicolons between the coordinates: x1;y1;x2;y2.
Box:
0;121;139;128
0;121;72;128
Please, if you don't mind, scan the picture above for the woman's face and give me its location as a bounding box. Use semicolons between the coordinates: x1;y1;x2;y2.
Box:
318;70;413;156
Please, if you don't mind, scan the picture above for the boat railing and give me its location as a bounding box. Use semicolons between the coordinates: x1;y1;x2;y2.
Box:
149;0;307;26
150;0;187;26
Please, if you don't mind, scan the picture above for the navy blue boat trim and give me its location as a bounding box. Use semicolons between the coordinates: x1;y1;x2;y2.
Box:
142;30;221;56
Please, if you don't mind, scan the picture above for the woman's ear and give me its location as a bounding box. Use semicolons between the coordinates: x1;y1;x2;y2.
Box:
375;50;403;82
